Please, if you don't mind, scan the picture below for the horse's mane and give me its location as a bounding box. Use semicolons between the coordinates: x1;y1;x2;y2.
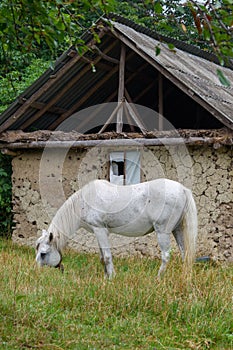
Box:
48;191;81;251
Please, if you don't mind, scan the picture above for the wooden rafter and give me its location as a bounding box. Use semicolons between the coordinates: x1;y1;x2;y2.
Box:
98;101;123;134
116;43;126;133
77;59;154;134
123;102;135;132
50;50;135;132
49;63;119;130
20;63;94;130
125;100;147;135
0;29;108;133
91;45;119;65
21;41;119;130
0;52;80;132
18;98;67;115
125;89;147;134
70;89;118;133
158;72;164;131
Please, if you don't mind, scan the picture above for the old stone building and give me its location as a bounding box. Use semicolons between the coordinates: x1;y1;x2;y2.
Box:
0;15;232;261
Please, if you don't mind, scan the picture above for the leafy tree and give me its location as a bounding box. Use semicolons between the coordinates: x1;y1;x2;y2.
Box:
115;1;194;40
115;1;233;64
0;1;232;97
188;0;233;65
0;1;232;73
0;0;114;58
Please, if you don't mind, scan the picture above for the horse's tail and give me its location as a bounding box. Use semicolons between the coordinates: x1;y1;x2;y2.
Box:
182;188;198;271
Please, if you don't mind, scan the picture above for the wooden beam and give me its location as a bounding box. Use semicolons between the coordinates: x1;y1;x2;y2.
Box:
124;89;147;134
1;137;230;149
0;51;82;132
20;63;93;130
48;52;151;133
118;45;126;95
1;148;19;156
116;44;126;133
20;41;119;130
123;102;135;132
57;54;132;133
92;45;119;64
158;72;164;131
19;98;67;114
98;101;123;134
112;29;233;131
49;64;119;130
0;31;110;133
77;66;151;134
71;89;118;133
125;100;147;135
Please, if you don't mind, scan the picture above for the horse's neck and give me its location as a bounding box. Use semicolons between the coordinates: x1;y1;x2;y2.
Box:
49;192;81;247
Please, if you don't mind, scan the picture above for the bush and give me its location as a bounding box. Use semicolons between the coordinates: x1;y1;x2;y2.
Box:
0;153;12;237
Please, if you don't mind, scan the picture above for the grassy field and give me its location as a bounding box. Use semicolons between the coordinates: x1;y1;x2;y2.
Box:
0;238;232;350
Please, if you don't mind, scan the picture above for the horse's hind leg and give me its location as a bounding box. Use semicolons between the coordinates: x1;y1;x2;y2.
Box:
93;227;115;279
155;226;171;277
173;224;185;261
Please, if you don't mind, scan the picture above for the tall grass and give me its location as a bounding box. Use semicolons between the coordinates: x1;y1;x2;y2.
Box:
0;238;232;349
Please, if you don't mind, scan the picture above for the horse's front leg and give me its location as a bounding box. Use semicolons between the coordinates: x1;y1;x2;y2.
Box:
93;227;115;279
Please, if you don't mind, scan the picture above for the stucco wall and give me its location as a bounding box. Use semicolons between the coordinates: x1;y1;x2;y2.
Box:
12;144;232;261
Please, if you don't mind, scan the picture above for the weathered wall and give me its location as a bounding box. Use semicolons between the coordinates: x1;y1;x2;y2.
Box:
12;144;232;261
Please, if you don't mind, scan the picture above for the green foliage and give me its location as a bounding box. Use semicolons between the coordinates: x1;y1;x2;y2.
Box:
0;0;115;62
0;1;232;68
115;1;195;43
217;68;231;87
115;0;233;60
0;240;232;349
0;155;12;237
0;56;50;113
187;0;233;63
0;0;107;53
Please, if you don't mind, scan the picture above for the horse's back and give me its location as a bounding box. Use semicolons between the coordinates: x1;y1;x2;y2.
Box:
79;179;187;235
88;178;186;197
81;178;186;206
87;178;183;189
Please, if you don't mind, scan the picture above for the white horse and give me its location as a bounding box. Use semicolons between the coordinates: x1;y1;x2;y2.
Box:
36;179;198;277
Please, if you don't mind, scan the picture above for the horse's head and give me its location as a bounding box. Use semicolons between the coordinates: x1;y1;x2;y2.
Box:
35;229;64;272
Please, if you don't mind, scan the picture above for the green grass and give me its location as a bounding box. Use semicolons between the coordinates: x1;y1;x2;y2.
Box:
0;239;232;350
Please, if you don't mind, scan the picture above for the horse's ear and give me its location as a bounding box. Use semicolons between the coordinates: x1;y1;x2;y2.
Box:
49;232;53;242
